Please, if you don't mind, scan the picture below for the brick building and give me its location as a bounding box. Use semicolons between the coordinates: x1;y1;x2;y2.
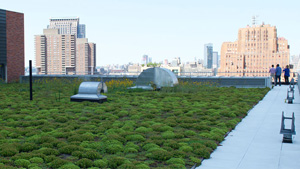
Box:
0;9;24;83
219;24;290;77
35;17;96;75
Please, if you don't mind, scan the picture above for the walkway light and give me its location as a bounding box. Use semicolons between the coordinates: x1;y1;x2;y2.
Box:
280;112;296;143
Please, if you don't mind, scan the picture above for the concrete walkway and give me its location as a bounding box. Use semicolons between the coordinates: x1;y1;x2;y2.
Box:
197;85;300;169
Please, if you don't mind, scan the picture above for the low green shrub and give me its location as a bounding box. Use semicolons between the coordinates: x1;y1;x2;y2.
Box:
49;159;69;168
75;158;93;168
58;163;80;169
29;157;44;164
122;124;134;131
28;164;41;169
174;133;185;139
179;145;193;152
106;133;126;143
38;136;57;144
125;134;145;142
67;134;94;142
41;143;53;148
162;131;175;139
71;151;84;158
11;152;33;160
142;143;160;151
106;144;124;154
107;156;126;168
135;127;153;133
83;150;101;160
203;140;217;149
59;145;83;154
117;110;129;117
79;117;89;121
184;130;196;136
94;159;108;168
166;157;185;165
43;155;57;163
124;147;138;153
118;163;135;169
20;143;38;152
193;147;210;159
163;140;180;149
125;142;140;150
146;149;172;161
0;158;14;166
168;163;186;169
14;159;31;168
0;147;18;157
135;163;150;169
209;133;224;142
55;116;68;123
151;124;173;132
190;156;202;164
172;150;187;158
39;148;59;155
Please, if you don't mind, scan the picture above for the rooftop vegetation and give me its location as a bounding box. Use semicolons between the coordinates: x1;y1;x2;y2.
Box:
0;79;269;168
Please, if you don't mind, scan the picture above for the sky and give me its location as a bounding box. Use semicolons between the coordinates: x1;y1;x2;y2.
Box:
2;0;300;67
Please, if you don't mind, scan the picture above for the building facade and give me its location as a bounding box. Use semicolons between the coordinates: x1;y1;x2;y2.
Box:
213;51;219;68
48;17;86;38
35;18;95;75
204;43;213;69
76;38;96;75
0;9;24;83
219;24;290;77
78;24;86;38
142;55;148;65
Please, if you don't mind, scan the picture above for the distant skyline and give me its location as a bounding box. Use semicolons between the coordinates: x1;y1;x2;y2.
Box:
2;0;300;67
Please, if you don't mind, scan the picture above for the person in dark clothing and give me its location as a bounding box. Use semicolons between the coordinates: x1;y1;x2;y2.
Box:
283;65;290;84
275;64;282;86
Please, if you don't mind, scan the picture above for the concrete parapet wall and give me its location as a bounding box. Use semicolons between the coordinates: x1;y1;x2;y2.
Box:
20;75;138;84
20;75;272;88
179;76;272;88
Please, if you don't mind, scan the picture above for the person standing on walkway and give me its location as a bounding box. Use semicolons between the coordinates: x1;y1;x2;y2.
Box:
283;65;290;84
275;64;282;86
269;65;276;83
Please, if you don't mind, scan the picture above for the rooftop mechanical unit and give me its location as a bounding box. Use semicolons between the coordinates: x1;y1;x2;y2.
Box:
71;81;107;103
129;67;178;90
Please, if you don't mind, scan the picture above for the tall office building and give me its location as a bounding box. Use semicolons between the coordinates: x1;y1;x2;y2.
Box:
171;57;181;67
35;17;95;75
78;24;86;38
164;59;168;65
0;9;24;83
213;51;219;68
204;43;213;69
148;57;152;63
142;55;149;65
219;23;290;76
48;17;86;38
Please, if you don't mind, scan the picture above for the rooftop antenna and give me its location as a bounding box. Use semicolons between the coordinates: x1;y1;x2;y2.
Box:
252;15;259;25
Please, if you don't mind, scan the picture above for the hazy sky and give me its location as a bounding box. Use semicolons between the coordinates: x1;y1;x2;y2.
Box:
2;0;300;67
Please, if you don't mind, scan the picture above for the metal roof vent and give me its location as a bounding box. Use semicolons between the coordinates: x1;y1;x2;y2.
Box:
71;82;107;103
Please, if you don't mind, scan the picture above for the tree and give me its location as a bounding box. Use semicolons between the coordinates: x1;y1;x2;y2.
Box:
147;62;161;67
